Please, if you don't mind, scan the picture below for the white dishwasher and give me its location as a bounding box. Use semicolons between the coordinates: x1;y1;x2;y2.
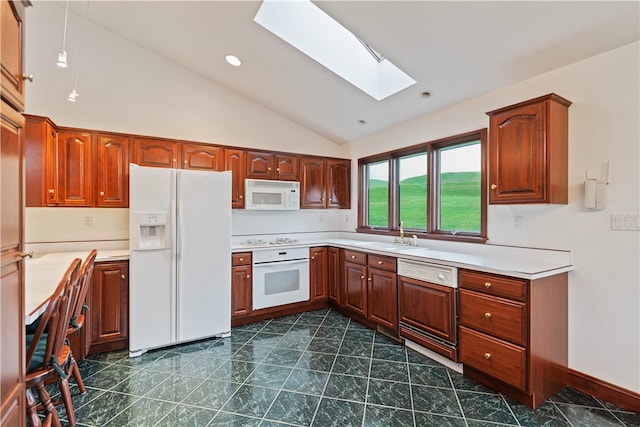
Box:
397;259;459;362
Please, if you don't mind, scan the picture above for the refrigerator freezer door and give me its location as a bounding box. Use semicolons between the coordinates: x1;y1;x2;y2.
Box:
129;164;177;353
176;170;232;342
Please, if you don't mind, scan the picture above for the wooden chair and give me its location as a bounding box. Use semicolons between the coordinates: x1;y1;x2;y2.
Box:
65;249;98;394
25;258;81;427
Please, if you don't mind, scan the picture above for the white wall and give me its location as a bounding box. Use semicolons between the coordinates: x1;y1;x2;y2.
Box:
24;2;341;157
344;42;640;392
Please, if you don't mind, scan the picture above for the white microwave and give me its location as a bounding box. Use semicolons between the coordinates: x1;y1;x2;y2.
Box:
244;179;300;210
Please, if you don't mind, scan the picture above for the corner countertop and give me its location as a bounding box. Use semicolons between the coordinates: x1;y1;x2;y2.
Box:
24;249;129;324
232;238;573;280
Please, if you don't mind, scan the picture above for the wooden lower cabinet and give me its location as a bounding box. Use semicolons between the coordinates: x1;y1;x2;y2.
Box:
458;269;568;408
341;250;397;330
327;247;341;305
231;252;252;318
343;260;367;317
0;99;25;427
87;261;129;355
309;247;328;302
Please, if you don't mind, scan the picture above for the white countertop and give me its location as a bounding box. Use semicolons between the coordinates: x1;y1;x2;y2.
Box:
24;249;129;324
232;238;573;280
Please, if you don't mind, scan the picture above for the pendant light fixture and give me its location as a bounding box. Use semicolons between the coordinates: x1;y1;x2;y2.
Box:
68;0;90;103
57;0;70;67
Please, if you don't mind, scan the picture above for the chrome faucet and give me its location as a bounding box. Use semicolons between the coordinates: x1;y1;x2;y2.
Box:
399;221;404;240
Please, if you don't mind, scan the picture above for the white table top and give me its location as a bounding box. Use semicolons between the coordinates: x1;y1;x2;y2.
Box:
24;249;129;324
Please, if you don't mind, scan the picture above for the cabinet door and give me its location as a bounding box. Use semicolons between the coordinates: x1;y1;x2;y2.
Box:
344;262;367;316
225;148;245;209
310;247;328;302
327;247;341;305
96;133;129;207
326;159;350;209
300;156;325;208
398;276;456;343
57;130;93;206
24;116;56;207
88;261;129;355
231;265;252;318
246;150;275;179
131;137;179;168
489;102;545;203
275;154;299;181
182;143;224;171
0;0;26;111
368;268;397;330
0;99;25;426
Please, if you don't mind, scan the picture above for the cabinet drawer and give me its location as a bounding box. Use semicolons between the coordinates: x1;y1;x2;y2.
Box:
368;254;396;272
459;290;527;346
459;270;527;301
344;250;367;265
232;252;252;266
459;326;527;390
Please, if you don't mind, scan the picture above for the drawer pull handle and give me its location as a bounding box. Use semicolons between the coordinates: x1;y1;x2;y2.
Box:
484;282;492;289
121;274;126;280
484;352;491;360
239;258;244;262
377;260;383;265
247;275;251;279
311;256;315;260
484;312;492;319
367;277;372;281
360;275;365;280
491;184;497;190
351;255;356;259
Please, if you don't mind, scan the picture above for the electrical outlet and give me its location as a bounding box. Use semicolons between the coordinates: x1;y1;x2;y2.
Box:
83;216;94;229
513;216;523;231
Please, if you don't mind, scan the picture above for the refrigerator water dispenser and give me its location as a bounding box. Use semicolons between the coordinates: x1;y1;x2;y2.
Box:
131;212;170;250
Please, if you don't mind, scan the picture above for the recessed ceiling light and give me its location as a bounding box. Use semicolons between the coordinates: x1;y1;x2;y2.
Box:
225;54;242;67
421;91;432;98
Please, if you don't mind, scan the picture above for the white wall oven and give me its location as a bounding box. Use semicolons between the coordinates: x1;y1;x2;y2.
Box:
252;247;310;310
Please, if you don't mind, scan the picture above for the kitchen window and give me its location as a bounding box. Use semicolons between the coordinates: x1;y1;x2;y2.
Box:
358;129;487;243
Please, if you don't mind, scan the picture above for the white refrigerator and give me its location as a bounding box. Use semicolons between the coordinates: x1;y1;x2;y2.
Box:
129;164;231;356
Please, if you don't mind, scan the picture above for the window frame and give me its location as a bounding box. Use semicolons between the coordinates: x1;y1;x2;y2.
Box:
357;129;487;243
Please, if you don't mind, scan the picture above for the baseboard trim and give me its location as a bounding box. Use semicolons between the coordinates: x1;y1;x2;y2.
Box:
565;368;640;413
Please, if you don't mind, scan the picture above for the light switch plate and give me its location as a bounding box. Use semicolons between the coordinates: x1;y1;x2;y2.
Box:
610;213;640;231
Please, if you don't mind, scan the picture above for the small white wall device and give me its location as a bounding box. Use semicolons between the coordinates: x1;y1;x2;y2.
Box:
584;178;605;210
131;212;170;250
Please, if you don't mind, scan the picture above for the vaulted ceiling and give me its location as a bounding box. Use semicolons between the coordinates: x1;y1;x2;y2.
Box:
62;1;639;144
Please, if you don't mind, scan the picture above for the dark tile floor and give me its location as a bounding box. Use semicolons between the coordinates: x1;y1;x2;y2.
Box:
47;308;638;426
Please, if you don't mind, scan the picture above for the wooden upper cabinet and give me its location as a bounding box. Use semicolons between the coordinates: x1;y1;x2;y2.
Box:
224;148;245;209
300;156;325;208
246;150;299;181
1;0;26;111
326;159;350;208
275;154;298;181
487;93;571;204
57;130;93;206
24;116;57;206
182;143;224;171
131;137;179;168
246;150;274;179
96;134;129;207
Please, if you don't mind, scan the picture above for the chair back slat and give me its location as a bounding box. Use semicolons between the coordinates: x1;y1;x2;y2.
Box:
69;249;98;325
26;258;81;371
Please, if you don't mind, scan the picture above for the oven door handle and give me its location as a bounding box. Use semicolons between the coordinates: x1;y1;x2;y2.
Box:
253;258;309;267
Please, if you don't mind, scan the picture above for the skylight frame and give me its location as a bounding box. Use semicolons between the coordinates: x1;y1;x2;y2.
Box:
254;0;416;101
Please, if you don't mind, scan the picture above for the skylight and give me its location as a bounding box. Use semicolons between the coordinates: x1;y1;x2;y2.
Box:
254;0;416;101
